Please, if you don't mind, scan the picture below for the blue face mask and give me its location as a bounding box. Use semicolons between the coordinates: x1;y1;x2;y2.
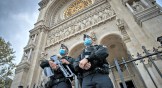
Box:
84;38;92;46
59;49;66;56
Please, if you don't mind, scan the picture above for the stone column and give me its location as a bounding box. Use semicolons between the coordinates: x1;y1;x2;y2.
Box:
28;48;32;60
27;25;49;88
126;2;134;13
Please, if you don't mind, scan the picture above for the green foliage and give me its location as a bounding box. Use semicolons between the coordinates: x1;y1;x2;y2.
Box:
0;37;15;87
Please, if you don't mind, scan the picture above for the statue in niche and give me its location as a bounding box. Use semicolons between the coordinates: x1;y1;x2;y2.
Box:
90;31;97;41
132;1;144;12
116;18;124;27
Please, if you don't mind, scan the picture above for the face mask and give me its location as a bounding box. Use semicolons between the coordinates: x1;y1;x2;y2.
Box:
84;38;92;46
59;49;66;56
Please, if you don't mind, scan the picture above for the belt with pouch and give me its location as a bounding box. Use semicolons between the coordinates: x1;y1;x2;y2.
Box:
83;70;96;77
53;78;66;84
83;67;105;77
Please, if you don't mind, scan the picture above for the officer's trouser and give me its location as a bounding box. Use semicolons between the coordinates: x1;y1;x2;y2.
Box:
52;81;72;88
82;73;114;88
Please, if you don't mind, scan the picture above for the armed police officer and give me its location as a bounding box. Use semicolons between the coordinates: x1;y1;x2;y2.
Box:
40;44;75;88
73;34;114;88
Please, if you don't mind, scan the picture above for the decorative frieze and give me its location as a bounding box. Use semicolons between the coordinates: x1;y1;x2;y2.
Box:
46;3;116;48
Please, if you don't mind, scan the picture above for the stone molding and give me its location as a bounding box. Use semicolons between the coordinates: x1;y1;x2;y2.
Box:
24;43;35;51
38;0;50;10
133;5;161;26
29;25;49;36
45;3;116;49
15;61;30;74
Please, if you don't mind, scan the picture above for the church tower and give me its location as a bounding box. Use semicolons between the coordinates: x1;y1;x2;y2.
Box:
11;0;162;88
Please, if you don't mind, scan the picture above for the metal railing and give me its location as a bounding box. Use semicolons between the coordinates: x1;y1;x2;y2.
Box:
110;45;162;88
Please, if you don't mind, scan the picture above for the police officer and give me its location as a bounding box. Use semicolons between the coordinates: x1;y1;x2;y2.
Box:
40;44;75;88
73;34;114;88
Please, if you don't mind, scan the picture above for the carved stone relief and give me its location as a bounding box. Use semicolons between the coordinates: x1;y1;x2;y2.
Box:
46;2;116;47
116;18;130;42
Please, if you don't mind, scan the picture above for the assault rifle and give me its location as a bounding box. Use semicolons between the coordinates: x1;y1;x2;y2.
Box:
50;55;74;78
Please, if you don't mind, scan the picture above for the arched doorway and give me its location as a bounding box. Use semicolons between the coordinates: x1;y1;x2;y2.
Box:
100;34;128;65
69;43;85;58
100;34;146;88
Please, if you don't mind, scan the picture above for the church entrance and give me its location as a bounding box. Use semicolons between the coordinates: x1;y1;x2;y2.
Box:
100;34;146;88
68;34;161;88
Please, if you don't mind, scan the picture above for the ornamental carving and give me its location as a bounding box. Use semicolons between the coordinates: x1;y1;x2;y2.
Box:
64;0;93;18
46;2;116;48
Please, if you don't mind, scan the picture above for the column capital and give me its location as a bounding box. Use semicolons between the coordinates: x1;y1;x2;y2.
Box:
15;61;30;74
24;43;35;51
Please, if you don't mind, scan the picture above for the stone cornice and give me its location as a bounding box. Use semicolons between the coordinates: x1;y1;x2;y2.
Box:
15;61;30;74
38;0;50;11
29;25;50;36
133;5;161;26
34;20;45;27
24;43;35;51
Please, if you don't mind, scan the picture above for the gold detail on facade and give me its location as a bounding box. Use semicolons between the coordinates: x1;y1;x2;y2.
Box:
64;0;92;18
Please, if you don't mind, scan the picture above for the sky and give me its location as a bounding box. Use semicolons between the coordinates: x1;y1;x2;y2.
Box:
0;0;162;66
157;0;162;6
0;0;40;65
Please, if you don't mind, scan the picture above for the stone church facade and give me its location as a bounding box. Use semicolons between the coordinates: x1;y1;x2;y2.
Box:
11;0;162;88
